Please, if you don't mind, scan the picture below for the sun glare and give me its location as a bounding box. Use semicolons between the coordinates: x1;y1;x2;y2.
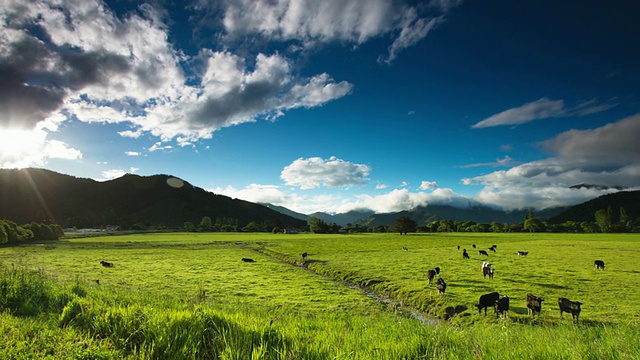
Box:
0;128;45;166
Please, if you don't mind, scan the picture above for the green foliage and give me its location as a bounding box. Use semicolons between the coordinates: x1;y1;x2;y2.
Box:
394;216;417;234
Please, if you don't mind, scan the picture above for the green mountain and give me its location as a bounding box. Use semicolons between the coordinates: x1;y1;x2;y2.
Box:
0;168;307;230
547;190;640;224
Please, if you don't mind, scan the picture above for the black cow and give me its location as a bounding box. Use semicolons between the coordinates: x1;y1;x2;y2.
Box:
434;267;441;275
517;251;529;257
495;296;510;318
427;269;437;284
436;277;447;295
488;246;496;253
402;246;408;251
302;252;308;260
462;249;470;259
594;260;605;270
558;297;582;322
526;293;544;318
478;250;489;256
482;265;494;279
241;258;256;263
100;260;114;267
472;244;476;248
476;292;500;315
457;245;460;250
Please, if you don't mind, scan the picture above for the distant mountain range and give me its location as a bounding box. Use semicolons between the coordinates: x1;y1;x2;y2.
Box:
2;168;637;229
0;168;307;229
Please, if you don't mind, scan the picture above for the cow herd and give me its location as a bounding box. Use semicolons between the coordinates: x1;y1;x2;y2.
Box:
422;244;601;322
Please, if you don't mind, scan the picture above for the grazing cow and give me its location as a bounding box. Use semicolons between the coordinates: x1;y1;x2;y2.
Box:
594;260;605;270
526;293;544;318
482;265;495;279
517;251;529;257
402;246;408;251
457;245;460;250
436;277;447;295
434;267;441;275
476;292;500;315
558;297;582;322
427;269;437;284
472;244;476;248
488;246;496;253
478;250;489;256
241;258;256;263
495;296;510;318
302;252;308;260
462;249;470;259
100;260;114;267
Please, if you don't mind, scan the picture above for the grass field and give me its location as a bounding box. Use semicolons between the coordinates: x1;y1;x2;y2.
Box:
1;232;639;359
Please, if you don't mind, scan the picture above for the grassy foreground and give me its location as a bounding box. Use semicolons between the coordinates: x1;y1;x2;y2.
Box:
1;232;639;359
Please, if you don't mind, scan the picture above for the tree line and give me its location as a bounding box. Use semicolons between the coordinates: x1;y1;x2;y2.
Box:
307;206;640;235
0;219;64;244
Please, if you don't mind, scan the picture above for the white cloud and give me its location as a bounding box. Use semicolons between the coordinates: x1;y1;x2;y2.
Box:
0;1;353;149
460;156;516;168
125;151;141;156
337;187;472;213
219;0;459;63
418;181;438;190
281;156;371;189
472;98;615;128
463;114;640;209
375;183;388;189
102;169;127;180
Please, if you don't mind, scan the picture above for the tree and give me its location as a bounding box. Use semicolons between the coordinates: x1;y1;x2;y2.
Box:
394;216;417;235
184;222;196;232
523;217;544;232
199;216;212;232
308;216;329;234
595;207;612;232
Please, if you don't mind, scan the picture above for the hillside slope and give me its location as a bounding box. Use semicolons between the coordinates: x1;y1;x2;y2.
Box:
0;168;307;229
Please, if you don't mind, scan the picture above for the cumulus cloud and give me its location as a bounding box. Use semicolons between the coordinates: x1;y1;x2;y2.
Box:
472;98;616;128
463;114;640;209
0;0;353;157
418;181;438;190
281;156;371;189
218;0;460;63
337;187;472;213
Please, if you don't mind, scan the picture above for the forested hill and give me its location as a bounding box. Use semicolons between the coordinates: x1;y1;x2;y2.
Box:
547;190;640;224
0;168;307;230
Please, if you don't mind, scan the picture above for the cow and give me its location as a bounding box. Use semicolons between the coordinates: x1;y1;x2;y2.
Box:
594;260;605;270
526;293;544;318
302;252;308;260
495;296;510;318
481;261;491;270
434;267;441;275
478;250;489;256
100;260;114;267
482;265;494;279
402;246;408;251
488;246;497;253
517;251;529;257
462;249;470;259
476;292;500;315
457;245;460;250
427;269;437;284
558;297;582;322
436;277;447;295
472;244;476;248
241;258;256;263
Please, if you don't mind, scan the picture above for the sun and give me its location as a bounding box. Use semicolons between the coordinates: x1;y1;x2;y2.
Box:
0;127;46;167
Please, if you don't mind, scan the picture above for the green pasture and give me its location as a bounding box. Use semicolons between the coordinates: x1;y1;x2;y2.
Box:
1;232;639;359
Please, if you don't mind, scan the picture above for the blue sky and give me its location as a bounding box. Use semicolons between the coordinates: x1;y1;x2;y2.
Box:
1;0;639;214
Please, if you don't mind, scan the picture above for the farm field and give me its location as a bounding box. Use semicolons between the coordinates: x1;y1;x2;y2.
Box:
1;232;639;359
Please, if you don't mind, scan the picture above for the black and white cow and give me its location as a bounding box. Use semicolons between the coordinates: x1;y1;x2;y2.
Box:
517;251;529;257
436;277;447;295
594;260;605;270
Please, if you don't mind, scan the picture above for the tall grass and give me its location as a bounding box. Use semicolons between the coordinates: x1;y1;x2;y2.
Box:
1;263;639;359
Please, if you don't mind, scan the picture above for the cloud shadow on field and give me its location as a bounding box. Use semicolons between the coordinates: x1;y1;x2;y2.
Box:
502;278;569;290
